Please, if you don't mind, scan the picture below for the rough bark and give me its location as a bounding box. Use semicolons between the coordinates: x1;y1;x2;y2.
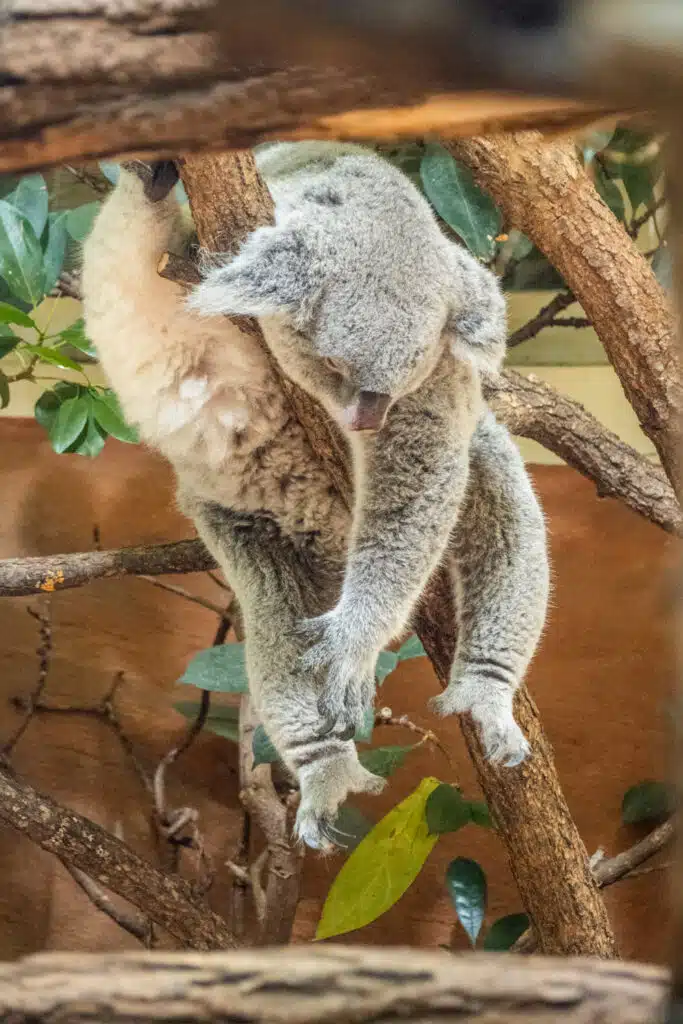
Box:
486;370;682;536
450;134;682;495
0;1;618;174
0;947;668;1023
0;767;235;950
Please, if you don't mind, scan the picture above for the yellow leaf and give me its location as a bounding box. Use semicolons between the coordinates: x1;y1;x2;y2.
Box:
315;777;441;940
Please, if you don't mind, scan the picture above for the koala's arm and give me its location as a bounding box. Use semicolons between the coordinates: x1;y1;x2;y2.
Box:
431;412;550;766
300;360;479;727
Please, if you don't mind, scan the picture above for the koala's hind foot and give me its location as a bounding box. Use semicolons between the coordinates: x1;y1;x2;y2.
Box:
121;160;179;202
430;680;530;768
295;750;385;851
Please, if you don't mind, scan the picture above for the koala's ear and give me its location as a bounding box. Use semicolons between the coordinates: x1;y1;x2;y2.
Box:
187;224;313;320
444;246;506;374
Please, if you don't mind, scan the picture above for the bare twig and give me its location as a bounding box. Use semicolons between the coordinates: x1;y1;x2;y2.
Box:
207;570;232;593
138;575;232;618
507;291;576;347
61;860;154;947
375;708;455;769
2;599;52;755
628;196;668;239
65;165;111;197
550;316;592;329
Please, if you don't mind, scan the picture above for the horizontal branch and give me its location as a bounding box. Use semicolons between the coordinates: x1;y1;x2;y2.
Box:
0;767;235;950
0;947;668;1022
485;370;682;536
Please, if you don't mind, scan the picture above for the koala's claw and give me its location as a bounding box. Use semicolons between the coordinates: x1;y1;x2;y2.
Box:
430;686;530;769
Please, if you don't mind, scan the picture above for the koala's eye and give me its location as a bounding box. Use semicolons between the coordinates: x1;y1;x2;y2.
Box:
323;357;348;376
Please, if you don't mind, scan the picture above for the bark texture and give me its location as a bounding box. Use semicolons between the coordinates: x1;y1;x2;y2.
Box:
450;134;682;494
0;1;617;173
0;947;668;1023
0;768;235;950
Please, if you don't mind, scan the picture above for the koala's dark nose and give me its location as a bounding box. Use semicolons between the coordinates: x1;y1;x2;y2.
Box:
343;391;392;432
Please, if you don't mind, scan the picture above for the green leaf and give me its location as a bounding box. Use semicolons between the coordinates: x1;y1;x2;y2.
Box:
0;200;45;306
468;800;493;829
420;144;502;261
446;857;487;947
0;369;9;409
252;725;280;767
7;174;48;238
34;389;62;433
354;707;375;743
0;301;34;329
66;203;100;242
332;804;375;851
483;913;529;951
397;634;426;660
594;165;626;223
48;394;90;454
91;390;139;444
358;744;412;778
426;784;471;835
41;212;68;295
72;415;106;457
0;332;18;358
375;650;399;684
178;642;248;693
619;163;655;215
608;127;655;157
58;318;96;357
174;700;240;742
316;777;441;939
621;781;675;825
25;344;82;372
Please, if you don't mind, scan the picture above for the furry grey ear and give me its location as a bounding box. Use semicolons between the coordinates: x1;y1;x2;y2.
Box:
445;245;507;374
187;223;314;321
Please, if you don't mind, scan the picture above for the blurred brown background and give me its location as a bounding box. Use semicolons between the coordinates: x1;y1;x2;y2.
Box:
0;416;675;961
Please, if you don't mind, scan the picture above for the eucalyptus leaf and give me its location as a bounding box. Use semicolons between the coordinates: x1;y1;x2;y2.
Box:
358;744;413;778
397;634;426;661
178;642;248;693
49;394;90;454
316;777;440;939
425;784;471;835
91;391;139;444
252;725;280;767
0;200;45;306
468;800;493;829
420;144;501;261
66;203;100;242
375;650;399;684
41;212;68;295
174;700;240;743
483;913;529;951
0;369;10;409
7;174;48;238
621;780;675;825
446;857;487;947
0;301;34;329
332;804;375;851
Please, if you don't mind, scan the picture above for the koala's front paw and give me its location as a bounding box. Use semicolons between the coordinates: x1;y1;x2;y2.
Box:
295;753;386;851
122;160;179;202
430;684;530;768
296;611;376;731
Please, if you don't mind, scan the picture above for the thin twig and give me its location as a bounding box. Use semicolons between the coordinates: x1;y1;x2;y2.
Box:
375;708;455;768
507;291;576;347
61;859;155;947
65;165;111;196
139;575;232;618
207;570;232;593
550;316;592;329
628;195;667;239
2;598;52;755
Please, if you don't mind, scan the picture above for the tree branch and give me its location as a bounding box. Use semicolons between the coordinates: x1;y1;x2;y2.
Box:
0;947;668;1023
507;291;576;347
485;370;682;536
60;860;154;948
0;766;236;950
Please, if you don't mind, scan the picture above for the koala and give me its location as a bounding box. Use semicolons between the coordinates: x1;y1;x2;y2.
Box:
81;144;549;850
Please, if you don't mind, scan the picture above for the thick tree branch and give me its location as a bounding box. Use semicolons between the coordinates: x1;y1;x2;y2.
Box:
486;370;682;536
0;947;668;1023
0;766;236;950
450;134;682;495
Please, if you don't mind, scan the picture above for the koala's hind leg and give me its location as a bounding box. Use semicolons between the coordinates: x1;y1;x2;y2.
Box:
430;413;550;767
189;500;385;851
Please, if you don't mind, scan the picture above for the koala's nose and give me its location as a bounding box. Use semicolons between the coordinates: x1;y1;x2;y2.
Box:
342;391;392;432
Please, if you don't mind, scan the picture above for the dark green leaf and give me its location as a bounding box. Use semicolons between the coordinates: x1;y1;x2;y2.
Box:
619;164;655;215
252;725;280;767
41;212;68;295
53;380;82;399
48;394;90;454
0;332;18;358
0;301;34;329
354;708;375;743
7;174;48;238
483;913;529;951
426;784;471;835
26;344;82;372
446;857;487;947
397;634;426;661
0;369;9;409
420;144;501;261
58;318;96;357
332;804;375;851
375;650;399;684
72;415;106;457
66;203;100;242
0;200;45;306
91;391;139;444
358;744;412;778
34;389;61;433
468;800;493;829
621;781;675;825
594;165;626;223
316;777;440;939
178;642;248;693
174;700;240;742
608;127;655;157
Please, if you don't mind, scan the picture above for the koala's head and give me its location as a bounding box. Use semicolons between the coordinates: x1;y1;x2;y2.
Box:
189;200;505;433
